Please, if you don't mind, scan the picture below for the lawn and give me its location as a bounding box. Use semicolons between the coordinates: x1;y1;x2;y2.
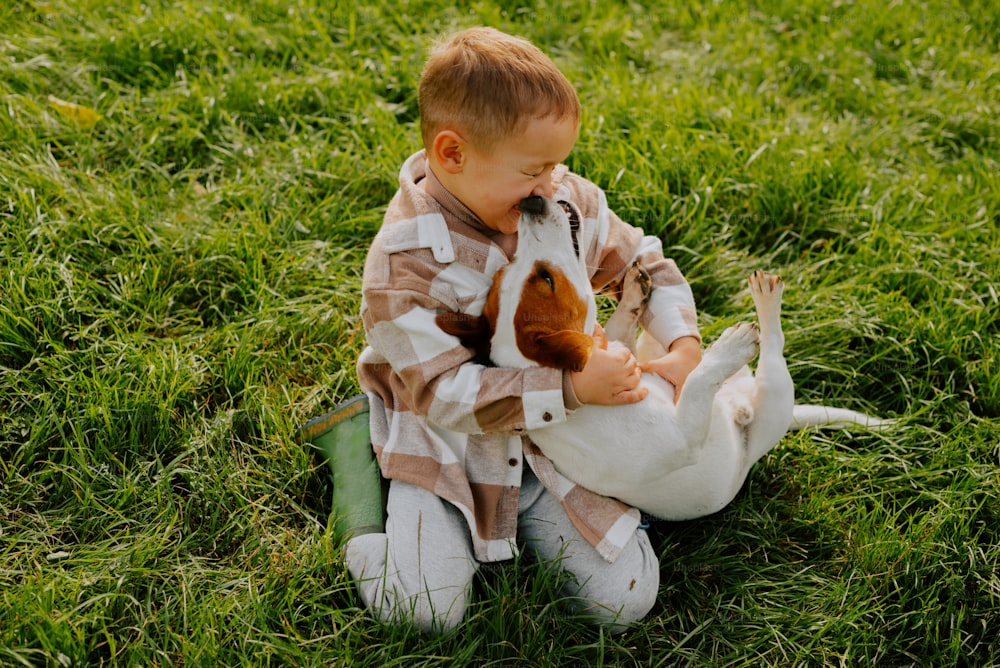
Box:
1;0;998;665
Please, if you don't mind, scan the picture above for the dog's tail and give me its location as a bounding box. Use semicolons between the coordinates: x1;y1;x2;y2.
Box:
791;405;896;431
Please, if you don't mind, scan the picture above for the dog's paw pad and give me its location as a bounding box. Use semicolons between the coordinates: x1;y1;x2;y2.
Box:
728;322;760;343
749;270;784;299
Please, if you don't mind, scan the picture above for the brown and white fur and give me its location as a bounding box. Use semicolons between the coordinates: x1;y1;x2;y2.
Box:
437;196;892;521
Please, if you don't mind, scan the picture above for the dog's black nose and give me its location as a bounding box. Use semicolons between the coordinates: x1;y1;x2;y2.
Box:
519;196;546;216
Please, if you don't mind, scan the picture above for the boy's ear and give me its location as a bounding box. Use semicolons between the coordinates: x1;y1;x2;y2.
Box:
431;130;466;174
525;330;594;373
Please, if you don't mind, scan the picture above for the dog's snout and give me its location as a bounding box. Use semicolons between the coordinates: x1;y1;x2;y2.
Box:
519;196;547;216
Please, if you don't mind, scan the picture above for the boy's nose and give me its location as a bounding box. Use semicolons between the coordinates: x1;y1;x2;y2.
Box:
530;180;554;198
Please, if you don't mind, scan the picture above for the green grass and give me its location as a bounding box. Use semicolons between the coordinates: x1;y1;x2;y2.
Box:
1;0;998;664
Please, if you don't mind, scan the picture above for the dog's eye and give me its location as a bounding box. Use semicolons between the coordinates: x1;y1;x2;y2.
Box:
537;266;555;291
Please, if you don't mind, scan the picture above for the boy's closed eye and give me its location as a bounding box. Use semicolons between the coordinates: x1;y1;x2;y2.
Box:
522;163;556;178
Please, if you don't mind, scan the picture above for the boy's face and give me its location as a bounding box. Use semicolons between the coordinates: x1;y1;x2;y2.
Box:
446;115;579;235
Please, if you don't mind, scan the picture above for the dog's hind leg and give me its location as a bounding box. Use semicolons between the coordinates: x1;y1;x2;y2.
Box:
603;262;651;354
673;322;760;448
743;271;795;465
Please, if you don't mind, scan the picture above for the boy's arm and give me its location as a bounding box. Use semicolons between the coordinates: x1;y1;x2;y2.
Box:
601;229;703;394
639;335;701;401
623;235;702;394
560;174;702;389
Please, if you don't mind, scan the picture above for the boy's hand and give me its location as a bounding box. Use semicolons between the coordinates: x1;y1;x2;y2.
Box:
639;336;701;403
570;326;648;405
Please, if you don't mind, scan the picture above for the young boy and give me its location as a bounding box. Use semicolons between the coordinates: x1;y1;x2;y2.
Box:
337;26;701;633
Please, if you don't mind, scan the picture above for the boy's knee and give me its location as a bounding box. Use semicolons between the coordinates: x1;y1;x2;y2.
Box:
610;571;659;630
359;578;473;634
560;528;660;632
345;536;474;634
574;566;659;632
403;587;470;634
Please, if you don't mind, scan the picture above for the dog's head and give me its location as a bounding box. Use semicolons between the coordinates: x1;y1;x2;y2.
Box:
437;196;597;371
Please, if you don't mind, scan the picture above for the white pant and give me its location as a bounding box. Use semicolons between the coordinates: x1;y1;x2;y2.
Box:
344;467;659;634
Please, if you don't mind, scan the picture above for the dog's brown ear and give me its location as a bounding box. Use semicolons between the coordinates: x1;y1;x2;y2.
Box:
436;312;487;345
436;312;493;362
528;330;594;372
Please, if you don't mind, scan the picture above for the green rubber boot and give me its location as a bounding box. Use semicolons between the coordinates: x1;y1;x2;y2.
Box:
299;395;385;541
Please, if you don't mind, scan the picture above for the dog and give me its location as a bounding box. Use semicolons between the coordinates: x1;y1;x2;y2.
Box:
437;195;891;521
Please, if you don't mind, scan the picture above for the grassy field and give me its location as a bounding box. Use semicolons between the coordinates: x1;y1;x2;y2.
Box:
1;0;998;665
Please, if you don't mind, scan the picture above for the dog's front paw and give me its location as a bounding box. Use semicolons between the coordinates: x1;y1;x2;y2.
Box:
621;262;652;315
710;322;760;369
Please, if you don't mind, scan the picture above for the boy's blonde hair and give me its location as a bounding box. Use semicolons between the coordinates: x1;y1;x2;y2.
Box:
418;27;580;151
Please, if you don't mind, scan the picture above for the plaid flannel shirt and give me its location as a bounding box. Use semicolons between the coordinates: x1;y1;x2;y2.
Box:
357;150;700;563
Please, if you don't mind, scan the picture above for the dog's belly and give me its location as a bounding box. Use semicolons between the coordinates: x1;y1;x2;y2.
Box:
528;375;698;495
528;374;753;520
626;412;749;521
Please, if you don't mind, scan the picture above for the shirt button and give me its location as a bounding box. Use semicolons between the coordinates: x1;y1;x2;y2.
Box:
542;412;552;422
508;458;519;467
